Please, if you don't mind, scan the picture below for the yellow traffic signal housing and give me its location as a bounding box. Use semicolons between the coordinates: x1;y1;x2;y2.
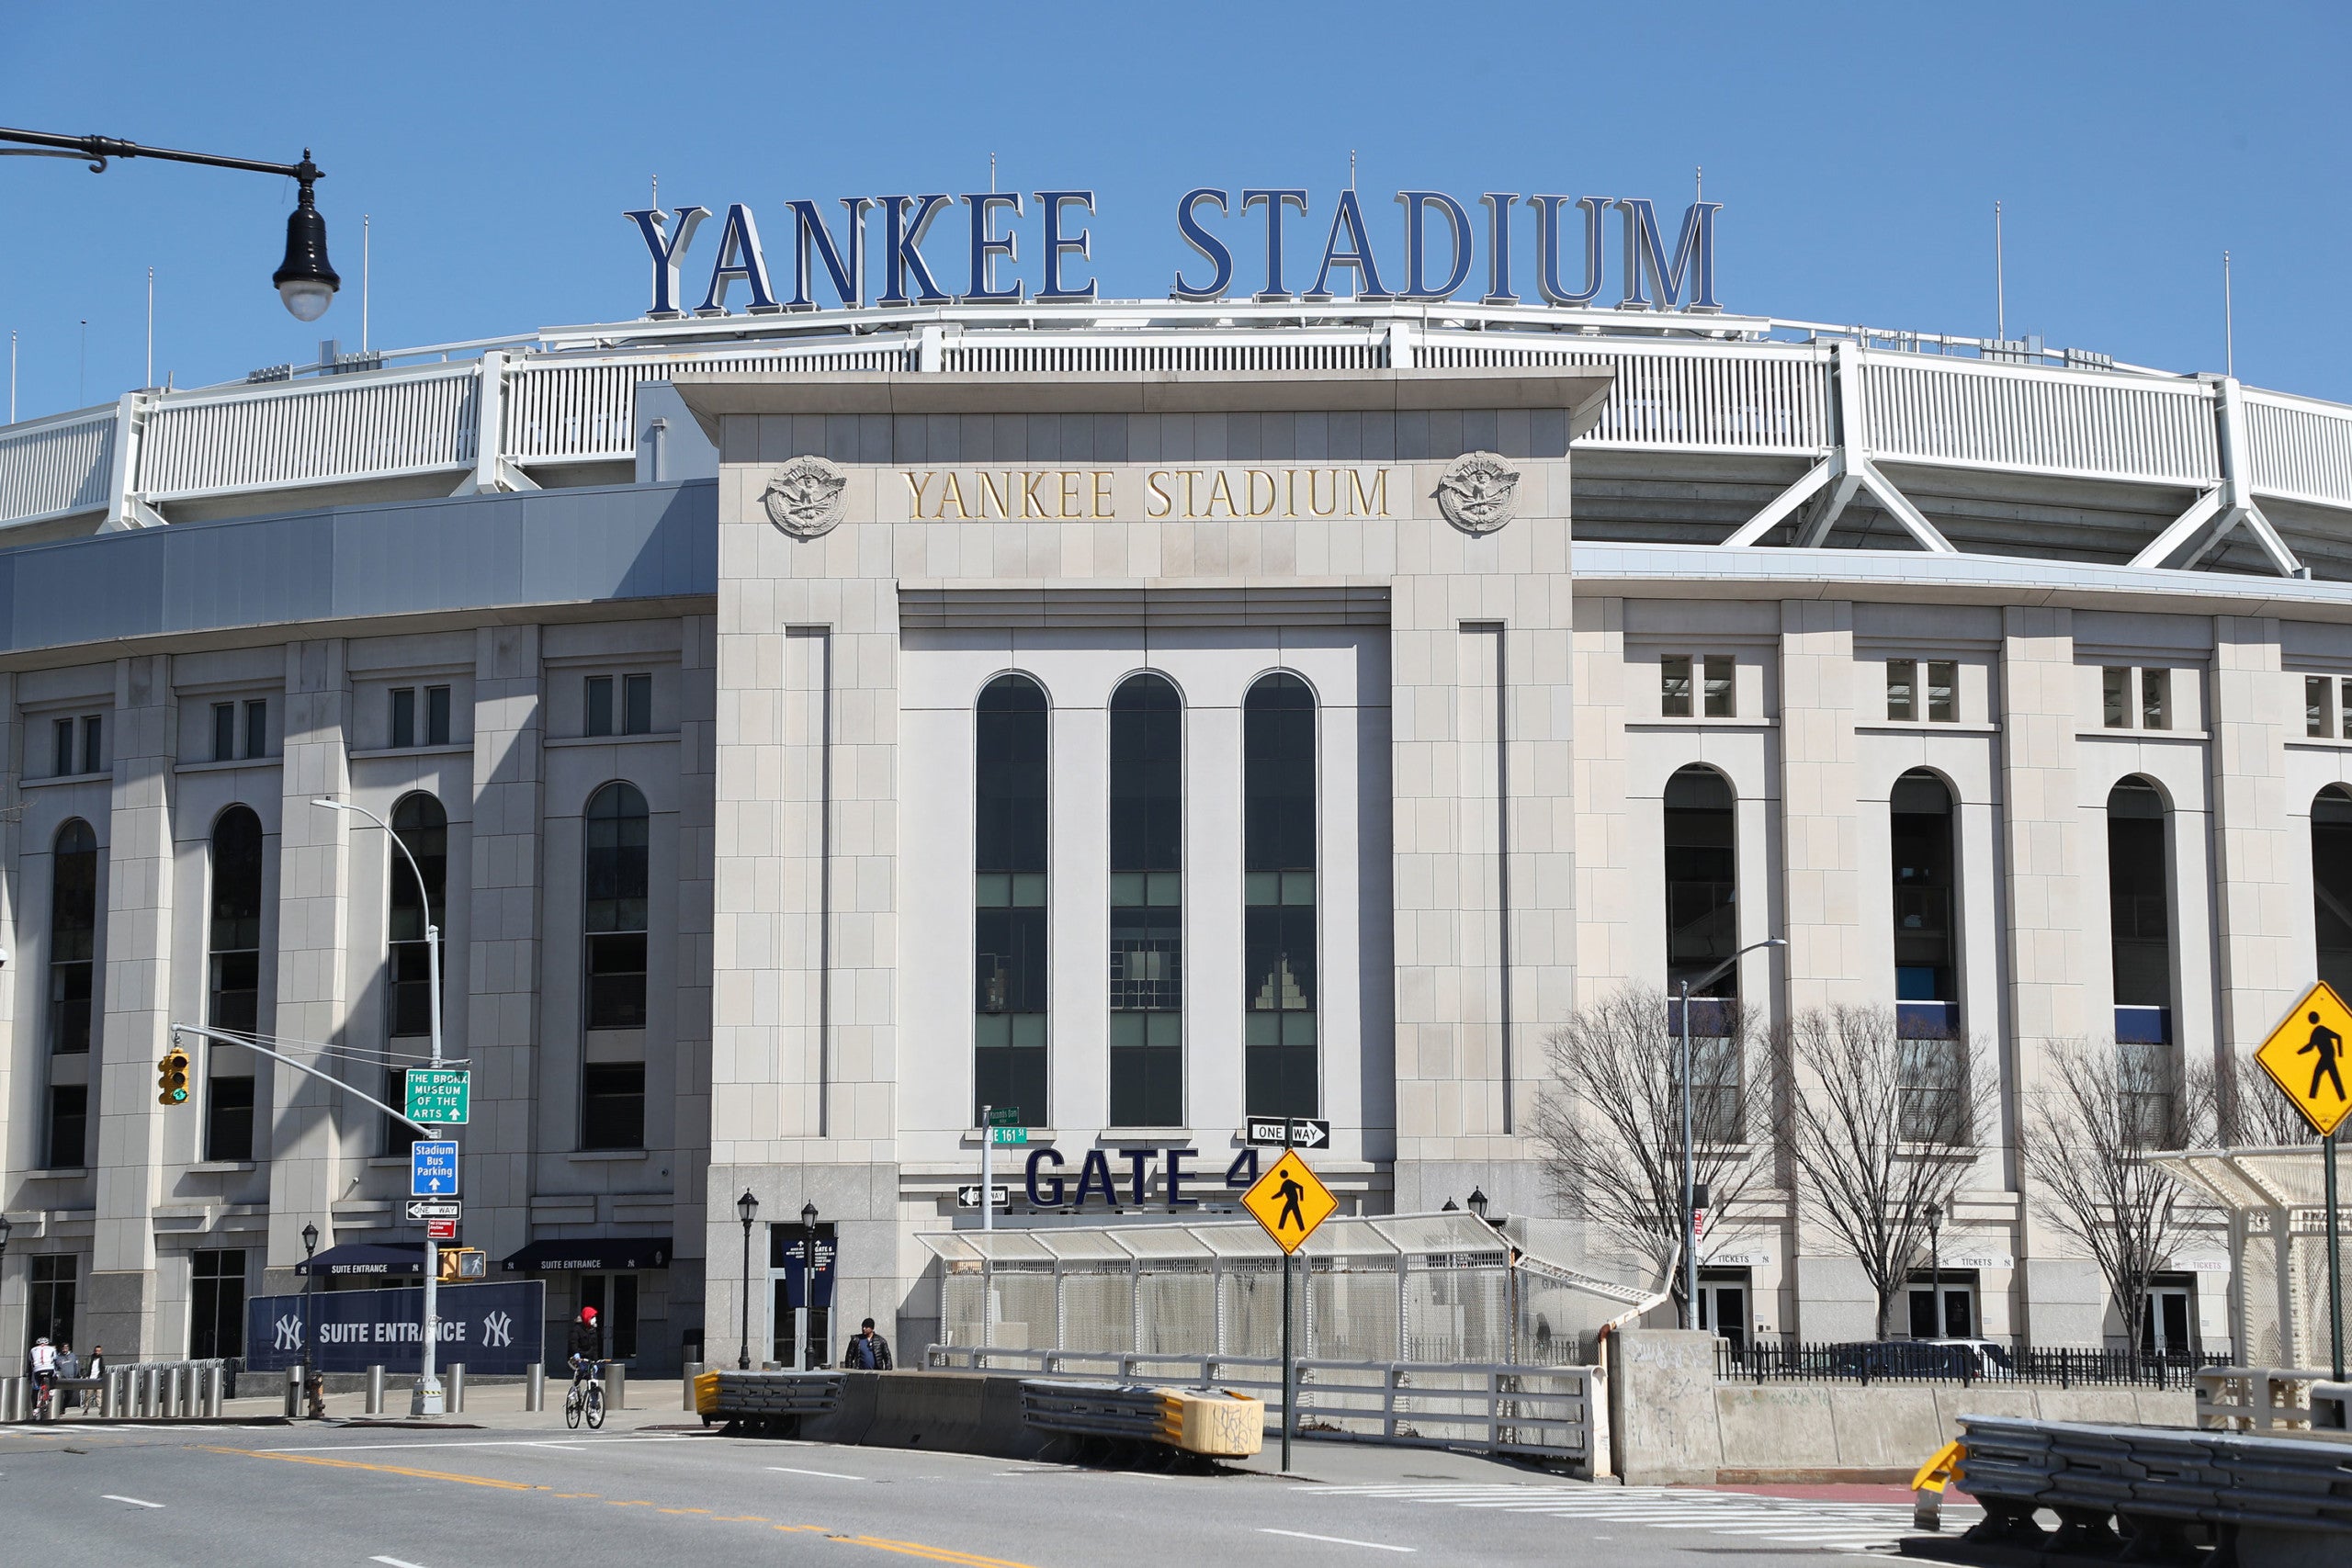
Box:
156;1046;191;1107
437;1247;486;1282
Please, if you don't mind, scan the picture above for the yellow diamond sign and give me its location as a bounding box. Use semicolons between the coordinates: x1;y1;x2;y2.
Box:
1242;1149;1338;1254
2255;980;2352;1137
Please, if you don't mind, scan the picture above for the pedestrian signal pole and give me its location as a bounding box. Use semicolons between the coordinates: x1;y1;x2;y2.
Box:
2329;1130;2344;1382
1281;1118;1294;1474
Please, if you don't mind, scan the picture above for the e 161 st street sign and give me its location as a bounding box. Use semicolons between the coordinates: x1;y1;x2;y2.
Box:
404;1067;470;1126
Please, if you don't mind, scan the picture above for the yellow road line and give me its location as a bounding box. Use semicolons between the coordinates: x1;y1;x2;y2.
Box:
203;1447;543;1492
834;1537;1042;1568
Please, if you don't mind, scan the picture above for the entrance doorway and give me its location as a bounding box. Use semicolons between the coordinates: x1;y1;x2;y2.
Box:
1697;1269;1751;1353
580;1273;639;1361
768;1222;837;1370
2140;1278;2197;1356
1906;1271;1977;1338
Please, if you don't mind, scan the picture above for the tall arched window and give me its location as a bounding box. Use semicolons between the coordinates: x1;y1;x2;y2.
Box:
2108;776;2175;1144
2314;785;2352;1001
1244;672;1317;1118
1110;672;1182;1126
1891;771;1958;1038
583;783;650;1030
207;807;265;1161
389;794;449;1039
976;674;1049;1124
49;820;98;1055
1664;765;1739;1134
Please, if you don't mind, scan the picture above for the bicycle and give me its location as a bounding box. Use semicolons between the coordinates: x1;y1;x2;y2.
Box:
563;1355;605;1430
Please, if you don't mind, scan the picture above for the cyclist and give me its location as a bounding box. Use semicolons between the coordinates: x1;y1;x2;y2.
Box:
566;1305;602;1389
28;1337;57;1419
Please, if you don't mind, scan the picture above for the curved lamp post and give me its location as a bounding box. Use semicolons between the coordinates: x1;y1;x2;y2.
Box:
0;128;338;321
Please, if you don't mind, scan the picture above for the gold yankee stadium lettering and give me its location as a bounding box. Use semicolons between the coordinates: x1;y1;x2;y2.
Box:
900;466;1396;522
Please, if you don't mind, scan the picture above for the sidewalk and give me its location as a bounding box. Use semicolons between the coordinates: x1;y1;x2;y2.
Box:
21;1377;708;1433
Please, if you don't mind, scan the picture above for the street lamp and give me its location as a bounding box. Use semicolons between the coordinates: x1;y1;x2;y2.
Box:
1678;935;1787;1331
1466;1187;1490;1224
313;796;443;1414
736;1190;760;1371
0;128;339;320
1925;1201;1944;1341
800;1202;820;1371
301;1222;321;1414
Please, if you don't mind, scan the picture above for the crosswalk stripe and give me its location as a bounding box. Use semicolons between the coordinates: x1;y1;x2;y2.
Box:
1317;1479;1970;1556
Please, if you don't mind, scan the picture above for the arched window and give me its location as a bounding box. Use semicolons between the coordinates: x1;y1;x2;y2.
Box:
2314;785;2352;1001
389;794;448;1039
49;820;98;1055
1110;672;1182;1126
1891;772;1958;1037
583;783;650;1030
1664;765;1740;1135
2108;776;2175;1144
1244;672;1317;1118
207;806;265;1161
975;674;1049;1125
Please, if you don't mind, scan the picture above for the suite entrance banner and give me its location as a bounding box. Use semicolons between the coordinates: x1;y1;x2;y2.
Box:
2256;981;2352;1136
244;1280;544;1375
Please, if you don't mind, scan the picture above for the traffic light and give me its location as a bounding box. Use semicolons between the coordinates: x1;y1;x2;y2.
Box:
437;1247;485;1282
156;1045;190;1106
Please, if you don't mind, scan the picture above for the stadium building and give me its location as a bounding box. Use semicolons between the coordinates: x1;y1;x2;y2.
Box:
4;191;2351;1371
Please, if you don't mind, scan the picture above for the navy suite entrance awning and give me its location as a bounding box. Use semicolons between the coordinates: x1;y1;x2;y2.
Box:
500;1238;673;1273
295;1242;424;1278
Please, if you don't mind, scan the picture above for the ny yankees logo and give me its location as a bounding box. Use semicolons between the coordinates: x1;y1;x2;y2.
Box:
481;1310;514;1349
273;1314;305;1351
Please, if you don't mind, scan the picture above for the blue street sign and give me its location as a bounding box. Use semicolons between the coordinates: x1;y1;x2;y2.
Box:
411;1139;459;1197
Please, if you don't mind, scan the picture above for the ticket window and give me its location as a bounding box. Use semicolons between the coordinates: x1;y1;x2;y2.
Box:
580;1273;639;1361
1906;1272;1977;1339
1697;1269;1751;1353
2141;1278;2197;1357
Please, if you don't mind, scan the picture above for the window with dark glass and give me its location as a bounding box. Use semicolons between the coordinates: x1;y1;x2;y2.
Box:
2140;669;2170;730
385;794;448;1147
53;716;74;776
2313;786;2352;1003
585;673;651;739
2312;676;2335;739
582;1062;646;1150
1892;771;1958;1032
1109;672;1182;1126
583;783;650;1030
1702;654;1736;717
1886;660;1917;721
45;1085;87;1169
207;806;265;1161
392;686;416;749
1245;672;1317;1118
390;686;455;750
244;698;268;759
975;674;1048;1124
2103;667;2131;728
2109;776;2176;1137
28;1256;74;1349
1660;655;1692;717
212;703;237;761
624;672;652;735
50;819;97;1055
1927;661;1958;723
190;1249;245;1360
1665;765;1740;1132
586;676;614;738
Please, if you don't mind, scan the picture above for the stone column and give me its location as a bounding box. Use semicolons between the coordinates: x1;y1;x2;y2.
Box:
673;614;718;1345
1777;601;1863;1011
87;655;176;1358
2209;616;2297;1061
469;626;544;1267
1571;596;1633;996
265;639;353;1291
1996;607;2093;1342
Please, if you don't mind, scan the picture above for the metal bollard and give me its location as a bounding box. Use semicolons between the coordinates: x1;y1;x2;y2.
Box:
284;1366;302;1418
447;1363;466;1415
367;1365;386;1415
525;1364;545;1412
206;1364;224;1418
600;1360;626;1412
683;1360;703;1411
1;1375;17;1422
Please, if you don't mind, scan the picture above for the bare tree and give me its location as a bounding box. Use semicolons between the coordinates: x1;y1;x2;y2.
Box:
2020;1041;2221;1354
2219;1052;2322;1146
1773;1006;1996;1339
1530;986;1767;1306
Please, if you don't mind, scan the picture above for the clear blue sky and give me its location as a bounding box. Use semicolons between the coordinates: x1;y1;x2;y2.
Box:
6;1;2348;420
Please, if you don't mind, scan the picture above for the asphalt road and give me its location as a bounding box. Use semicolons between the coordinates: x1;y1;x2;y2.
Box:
0;1416;1965;1566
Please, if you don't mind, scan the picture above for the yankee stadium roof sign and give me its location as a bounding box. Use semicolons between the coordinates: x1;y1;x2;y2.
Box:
626;188;1722;320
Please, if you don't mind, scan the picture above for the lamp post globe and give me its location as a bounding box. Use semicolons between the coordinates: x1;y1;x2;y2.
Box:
272;152;339;321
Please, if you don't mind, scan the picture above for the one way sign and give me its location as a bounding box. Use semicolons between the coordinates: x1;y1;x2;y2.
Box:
410;1139;459;1197
1245;1116;1330;1149
956;1185;1012;1210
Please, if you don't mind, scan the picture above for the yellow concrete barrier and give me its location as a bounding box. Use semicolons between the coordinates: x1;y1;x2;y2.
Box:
1158;1388;1264;1458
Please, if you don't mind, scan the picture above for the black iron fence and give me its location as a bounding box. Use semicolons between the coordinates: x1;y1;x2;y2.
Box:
1715;1337;2209;1389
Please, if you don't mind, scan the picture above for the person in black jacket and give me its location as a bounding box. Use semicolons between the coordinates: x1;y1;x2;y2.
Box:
842;1318;892;1371
565;1306;602;1387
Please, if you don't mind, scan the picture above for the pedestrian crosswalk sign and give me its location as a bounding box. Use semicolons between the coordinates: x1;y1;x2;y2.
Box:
2255;980;2352;1137
1243;1149;1337;1254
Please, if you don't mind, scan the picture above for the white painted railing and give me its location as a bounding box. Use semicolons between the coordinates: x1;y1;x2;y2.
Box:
0;407;116;526
2243;390;2352;511
7;306;2352;538
1861;352;2218;486
139;363;480;502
